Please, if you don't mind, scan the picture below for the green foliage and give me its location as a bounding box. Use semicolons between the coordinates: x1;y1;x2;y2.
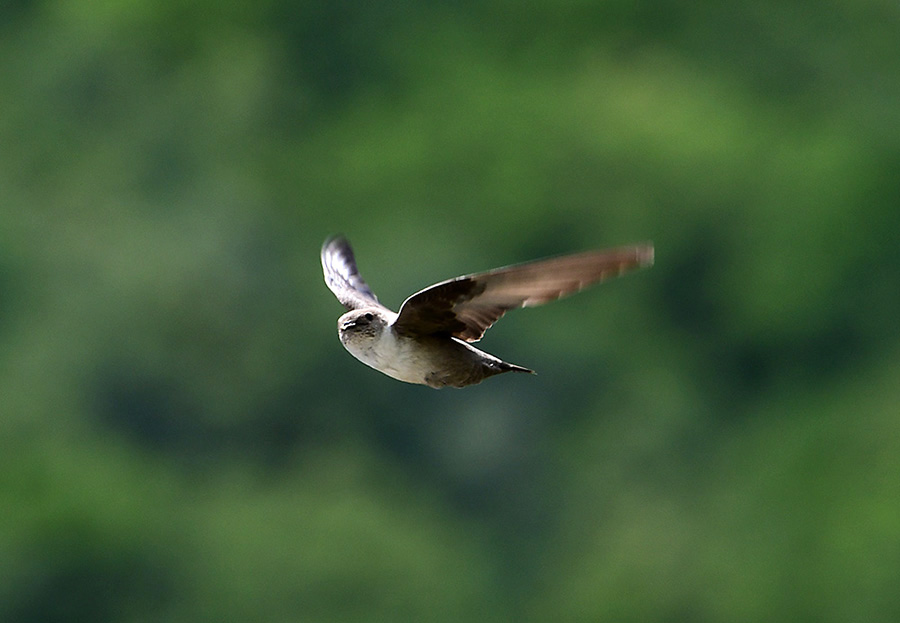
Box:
2;0;900;620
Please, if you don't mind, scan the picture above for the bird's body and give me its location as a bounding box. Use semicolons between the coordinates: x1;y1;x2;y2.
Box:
322;236;653;388
339;307;531;387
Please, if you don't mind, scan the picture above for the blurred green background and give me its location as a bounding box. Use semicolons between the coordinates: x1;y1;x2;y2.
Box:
3;0;900;621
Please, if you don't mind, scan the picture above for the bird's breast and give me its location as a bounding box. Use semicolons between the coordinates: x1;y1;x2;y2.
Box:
341;328;431;385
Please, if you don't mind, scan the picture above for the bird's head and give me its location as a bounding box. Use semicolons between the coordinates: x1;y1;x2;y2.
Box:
338;308;388;345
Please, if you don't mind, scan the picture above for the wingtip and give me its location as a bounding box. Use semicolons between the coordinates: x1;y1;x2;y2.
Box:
322;234;347;251
638;242;654;267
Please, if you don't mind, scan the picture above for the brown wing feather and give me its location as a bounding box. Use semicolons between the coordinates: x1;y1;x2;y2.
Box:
321;236;387;311
394;244;654;341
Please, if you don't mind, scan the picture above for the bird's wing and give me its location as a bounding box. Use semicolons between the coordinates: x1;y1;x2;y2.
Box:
393;244;654;341
321;236;386;311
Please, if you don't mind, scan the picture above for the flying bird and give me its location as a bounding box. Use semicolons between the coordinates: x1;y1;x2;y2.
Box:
322;236;653;388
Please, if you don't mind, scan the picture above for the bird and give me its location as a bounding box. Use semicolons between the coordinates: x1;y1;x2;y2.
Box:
321;236;653;388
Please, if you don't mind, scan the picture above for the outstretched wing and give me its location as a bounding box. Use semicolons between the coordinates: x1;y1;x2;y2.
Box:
393;244;654;341
321;236;386;311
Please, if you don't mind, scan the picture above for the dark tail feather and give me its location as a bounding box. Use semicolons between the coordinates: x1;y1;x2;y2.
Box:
468;359;536;387
500;361;536;375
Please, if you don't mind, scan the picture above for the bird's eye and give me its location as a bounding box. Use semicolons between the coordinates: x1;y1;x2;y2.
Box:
364;312;374;322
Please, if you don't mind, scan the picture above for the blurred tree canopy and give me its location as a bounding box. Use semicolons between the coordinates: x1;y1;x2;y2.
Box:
2;0;900;621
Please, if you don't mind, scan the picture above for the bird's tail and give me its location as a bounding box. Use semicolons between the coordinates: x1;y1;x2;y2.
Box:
500;361;536;375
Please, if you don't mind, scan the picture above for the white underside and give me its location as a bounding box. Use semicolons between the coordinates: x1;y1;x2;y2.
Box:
342;327;434;385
